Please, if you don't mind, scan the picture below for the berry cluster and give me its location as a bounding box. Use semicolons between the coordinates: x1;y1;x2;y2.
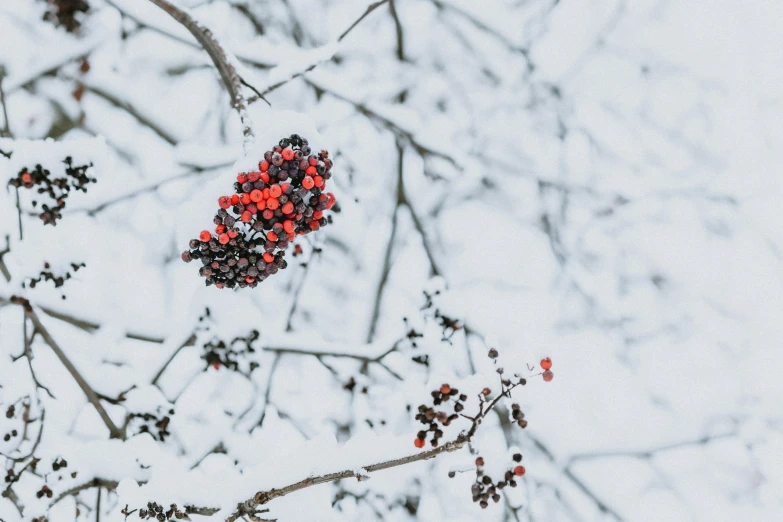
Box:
40;0;90;33
23;261;85;292
181;134;338;289
36;484;53;499
413;383;466;448
202;329;260;373
123;502;188;520
7;157;96;226
127;409;174;442
2;428;18;442
462;456;525;509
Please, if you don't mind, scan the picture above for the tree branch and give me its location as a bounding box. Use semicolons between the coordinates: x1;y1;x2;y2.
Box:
147;0;254;148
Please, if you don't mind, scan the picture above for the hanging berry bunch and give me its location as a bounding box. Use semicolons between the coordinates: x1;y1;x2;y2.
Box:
181;134;338;289
40;0;90;33
122;502;188;520
7;157;96;226
413;383;466;448
458;455;526;509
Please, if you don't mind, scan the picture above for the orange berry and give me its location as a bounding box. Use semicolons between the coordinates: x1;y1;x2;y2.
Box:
257;198;266;210
240;193;251;205
218;196;231;209
199;230;211;242
440;384;451;395
314;175;324;188
263;188;270;199
269;184;282;198
230;194;240;205
514;466;525;476
267;231;278;242
302;177;315;189
414;438;425;449
245;276;255;283
263;252;274;263
247;171;260;182
241;211;252;222
306;166;317;176
313;210;323;220
215;224;226;234
259;160;269;172
540;357;552;370
283;220;295;233
250;189;264;202
237;173;248;184
282;202;294;214
21;173;33;184
282;147;295;161
287;232;295;241
308;220;319;231
260;172;270;183
227;228;238;238
218;233;229;244
267;198;279;210
281;183;290;193
543;370;554;382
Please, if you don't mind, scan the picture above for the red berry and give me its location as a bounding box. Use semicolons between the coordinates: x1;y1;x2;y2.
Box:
314;175;324;188
257;198;266;210
199;230;211;242
514;466;525;476
218;233;229;244
282;147;295;161
227;228;238;238
282;202;294;214
283;220;295;233
476;457;484;466
313;210;323;220
302;177;315;190
414;438;425;449
237;173;248;184
266;198;279;210
246;203;258;214
269;184;282;198
440;384;451;395
250;189;264;202
240;193;251;205
543;370;554;382
306;166;317;176
267;231;278;242
540;357;552;370
260;172;270;183
259;160;269;172
241;211;252;222
262;209;274;220
215;283;224;289
230;194;240;205
263;252;274;263
21;173;33;184
213;362;220;370
262;188;271;199
247;171;260;182
218;196;231;209
215;224;226;234
245;276;255;283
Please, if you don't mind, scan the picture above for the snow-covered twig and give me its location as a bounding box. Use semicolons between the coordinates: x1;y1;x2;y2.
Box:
147;0;254;148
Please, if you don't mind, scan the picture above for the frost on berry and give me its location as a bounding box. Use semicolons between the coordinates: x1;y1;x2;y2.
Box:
7;157;96;226
181;134;338;289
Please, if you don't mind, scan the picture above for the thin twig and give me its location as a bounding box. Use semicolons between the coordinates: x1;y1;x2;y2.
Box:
0;65;12;137
338;0;391;41
148;0;254;148
24;305;124;439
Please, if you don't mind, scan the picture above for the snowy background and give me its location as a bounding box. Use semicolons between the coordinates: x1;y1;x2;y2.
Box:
1;0;783;521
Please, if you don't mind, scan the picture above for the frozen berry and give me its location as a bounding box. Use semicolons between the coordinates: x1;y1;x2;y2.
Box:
543;370;554;382
514;466;525;476
199;230;211;242
540;357;552;370
414;438;425;448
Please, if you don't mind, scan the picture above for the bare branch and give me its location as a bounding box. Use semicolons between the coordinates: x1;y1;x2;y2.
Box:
148;0;254;147
338;0;391;42
0;65;12;137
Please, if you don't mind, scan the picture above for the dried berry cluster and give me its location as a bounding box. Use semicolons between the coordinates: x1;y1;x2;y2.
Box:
7;157;96;225
36;484;53;499
181;134;338;288
127;409;174;442
40;0;90;33
202;329;260;372
23;261;85;291
123;502;188;520
413;383;466;448
463;456;526;509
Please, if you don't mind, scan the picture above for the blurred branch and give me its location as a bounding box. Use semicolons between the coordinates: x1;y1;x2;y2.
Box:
339;0;390;41
148;0;254;147
0;65;12;137
3;298;125;439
